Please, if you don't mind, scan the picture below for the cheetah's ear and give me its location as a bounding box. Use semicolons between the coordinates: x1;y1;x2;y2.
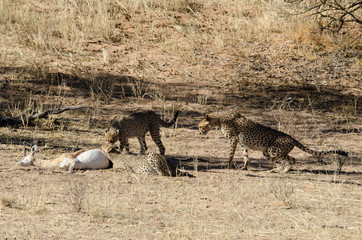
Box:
205;114;211;122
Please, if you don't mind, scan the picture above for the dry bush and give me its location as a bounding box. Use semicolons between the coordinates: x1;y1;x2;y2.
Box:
269;96;299;136
290;0;361;33
67;176;86;212
129;77;151;99
89;76;117;103
266;178;295;204
285;0;361;51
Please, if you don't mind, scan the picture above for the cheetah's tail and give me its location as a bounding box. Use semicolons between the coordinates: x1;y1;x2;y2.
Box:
294;140;348;157
160;110;180;128
176;169;196;178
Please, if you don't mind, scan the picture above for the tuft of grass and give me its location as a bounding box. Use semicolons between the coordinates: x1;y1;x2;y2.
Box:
1;197;23;210
266;178;295;205
128;77;151;99
1;182;51;214
269;96;298;136
7;93;42;127
195;94;208;105
67;176;86;212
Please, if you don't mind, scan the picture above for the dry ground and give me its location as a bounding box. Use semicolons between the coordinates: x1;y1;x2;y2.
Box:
0;121;361;240
1;0;361;239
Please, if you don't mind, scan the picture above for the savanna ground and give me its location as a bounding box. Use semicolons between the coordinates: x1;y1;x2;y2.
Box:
0;0;361;239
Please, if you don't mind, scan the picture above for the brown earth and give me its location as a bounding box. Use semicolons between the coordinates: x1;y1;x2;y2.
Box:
0;0;361;239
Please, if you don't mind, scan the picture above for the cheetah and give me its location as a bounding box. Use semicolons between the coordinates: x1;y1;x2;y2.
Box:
198;110;348;172
133;153;193;177
105;110;179;155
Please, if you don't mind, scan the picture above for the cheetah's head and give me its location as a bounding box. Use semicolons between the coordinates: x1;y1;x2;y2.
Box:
105;127;119;144
198;115;213;135
101;142;114;153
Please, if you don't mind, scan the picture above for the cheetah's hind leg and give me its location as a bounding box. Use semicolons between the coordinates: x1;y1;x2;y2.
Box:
316;157;328;165
263;152;283;173
267;164;283;173
270;156;296;173
279;155;296;173
266;155;295;173
149;127;166;155
240;146;250;170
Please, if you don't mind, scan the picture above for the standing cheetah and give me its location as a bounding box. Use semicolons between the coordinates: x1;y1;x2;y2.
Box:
198;110;348;172
105;110;179;155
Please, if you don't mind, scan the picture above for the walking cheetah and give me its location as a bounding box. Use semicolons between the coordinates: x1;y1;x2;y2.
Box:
105;110;179;155
134;153;193;177
198;110;348;172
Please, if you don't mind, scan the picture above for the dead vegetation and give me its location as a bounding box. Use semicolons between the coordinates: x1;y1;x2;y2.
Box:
0;0;361;239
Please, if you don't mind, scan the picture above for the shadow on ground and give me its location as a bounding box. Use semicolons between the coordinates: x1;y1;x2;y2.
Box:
1;69;360;115
172;154;362;178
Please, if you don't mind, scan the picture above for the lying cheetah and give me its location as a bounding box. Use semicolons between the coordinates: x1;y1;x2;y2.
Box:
105;110;179;155
198;110;348;172
133;153;193;177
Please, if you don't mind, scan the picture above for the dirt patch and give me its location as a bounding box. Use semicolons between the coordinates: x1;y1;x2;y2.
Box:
0;0;361;239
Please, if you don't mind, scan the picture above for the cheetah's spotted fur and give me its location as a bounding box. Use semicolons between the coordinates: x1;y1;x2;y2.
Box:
198;110;348;172
134;153;192;177
105;110;179;155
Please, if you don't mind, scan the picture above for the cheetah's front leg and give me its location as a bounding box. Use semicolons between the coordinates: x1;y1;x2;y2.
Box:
138;136;148;155
227;138;238;169
120;138;131;154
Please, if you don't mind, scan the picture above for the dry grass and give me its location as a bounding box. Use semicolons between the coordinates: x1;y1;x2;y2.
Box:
1;158;361;239
0;0;361;239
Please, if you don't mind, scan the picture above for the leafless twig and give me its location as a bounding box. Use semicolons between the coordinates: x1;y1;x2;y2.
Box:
0;105;89;127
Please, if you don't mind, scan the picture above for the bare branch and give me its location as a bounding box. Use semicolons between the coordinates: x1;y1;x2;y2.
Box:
29;105;89;120
0;105;89;127
291;0;361;32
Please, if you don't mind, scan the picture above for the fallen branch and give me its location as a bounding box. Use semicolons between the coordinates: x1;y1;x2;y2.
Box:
0;105;89;127
29;105;89;120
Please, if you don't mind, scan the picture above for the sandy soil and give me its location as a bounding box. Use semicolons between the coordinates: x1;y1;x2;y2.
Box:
0;1;361;239
0;107;361;239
